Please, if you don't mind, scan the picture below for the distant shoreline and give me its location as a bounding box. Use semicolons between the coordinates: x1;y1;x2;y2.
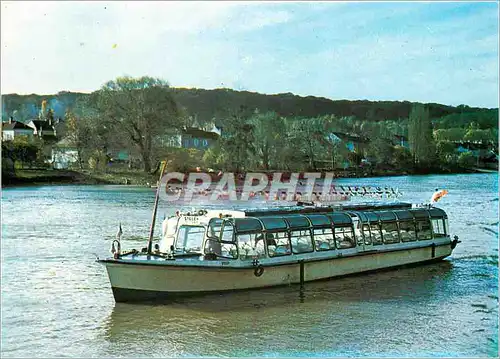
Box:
1;167;495;189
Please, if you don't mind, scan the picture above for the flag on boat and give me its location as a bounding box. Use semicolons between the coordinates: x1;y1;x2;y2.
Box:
431;189;449;203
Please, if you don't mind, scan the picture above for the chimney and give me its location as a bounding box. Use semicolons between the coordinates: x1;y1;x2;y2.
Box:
9;116;13;124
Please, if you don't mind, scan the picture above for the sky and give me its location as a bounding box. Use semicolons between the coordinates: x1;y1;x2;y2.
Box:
1;1;499;108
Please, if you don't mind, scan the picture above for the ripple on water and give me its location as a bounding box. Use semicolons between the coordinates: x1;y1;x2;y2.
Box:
1;173;498;358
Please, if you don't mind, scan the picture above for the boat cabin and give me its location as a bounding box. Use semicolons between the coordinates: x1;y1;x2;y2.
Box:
160;205;449;261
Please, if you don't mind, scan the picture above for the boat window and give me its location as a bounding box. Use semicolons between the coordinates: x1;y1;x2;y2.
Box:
432;219;446;237
290;229;314;254
335;226;356;249
175;225;205;253
234;218;263;233
370;223;383;245
381;222;400;244
165;217;179;238
307;214;331;228
285;216;310;230
378;211;397;222
313;228;335;251
237;233;266;260
203;238;238;259
399;221;417;242
267;232;291;257
353;220;364;246
362;224;372;245
221;221;235;242
329;212;352;226
260;217;288;231
416;220;432;240
429;208;447;219
207;218;223;238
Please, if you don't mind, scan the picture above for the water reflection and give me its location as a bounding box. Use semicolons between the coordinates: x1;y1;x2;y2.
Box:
104;261;454;337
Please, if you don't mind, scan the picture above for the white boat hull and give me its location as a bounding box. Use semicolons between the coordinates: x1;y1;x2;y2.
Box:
101;242;453;302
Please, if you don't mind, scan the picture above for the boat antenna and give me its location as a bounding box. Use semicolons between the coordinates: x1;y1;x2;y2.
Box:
147;160;167;254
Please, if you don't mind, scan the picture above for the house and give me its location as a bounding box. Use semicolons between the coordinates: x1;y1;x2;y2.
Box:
51;137;79;169
1;118;34;141
26;118;57;141
326;132;370;153
107;148;142;169
181;127;220;149
160;124;221;150
25;118;59;161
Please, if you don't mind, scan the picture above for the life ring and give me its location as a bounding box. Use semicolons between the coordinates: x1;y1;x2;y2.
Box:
254;265;264;277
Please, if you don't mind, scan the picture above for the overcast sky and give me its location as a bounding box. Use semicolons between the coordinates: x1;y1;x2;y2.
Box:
1;1;498;108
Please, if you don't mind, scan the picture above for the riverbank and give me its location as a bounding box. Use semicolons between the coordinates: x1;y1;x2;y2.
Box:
1;169;157;188
1;166;495;188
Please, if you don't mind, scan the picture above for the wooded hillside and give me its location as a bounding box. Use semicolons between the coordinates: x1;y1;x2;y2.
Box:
2;88;497;126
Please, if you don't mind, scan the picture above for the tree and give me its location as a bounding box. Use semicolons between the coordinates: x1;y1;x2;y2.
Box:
216;107;255;172
408;104;436;169
249;111;284;170
202;142;228;170
458;152;475;168
367;137;393;168
464;127;497;144
391;145;413;169
65;109;90;169
95;76;181;173
2;137;41;169
433;128;466;142
435;141;458;167
285;117;329;170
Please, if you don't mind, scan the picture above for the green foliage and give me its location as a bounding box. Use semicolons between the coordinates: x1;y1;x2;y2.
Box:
458;152;476;168
2;81;498;174
215;107;255;172
391;146;413;168
284;117;327;170
202;142;228;170
88;149;109;172
464;127;497;143
166;148;204;172
367;137;394;167
436;141;458;166
1;137;42;168
409;104;436;168
433;109;498;130
433;128;467;142
249;111;284;170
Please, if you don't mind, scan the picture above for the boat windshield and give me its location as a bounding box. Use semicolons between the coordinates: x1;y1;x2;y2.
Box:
175;225;205;253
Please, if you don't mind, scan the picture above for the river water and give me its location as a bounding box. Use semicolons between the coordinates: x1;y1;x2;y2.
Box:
1;173;498;357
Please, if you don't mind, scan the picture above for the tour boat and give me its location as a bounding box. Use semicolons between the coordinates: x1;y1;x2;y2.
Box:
98;200;460;303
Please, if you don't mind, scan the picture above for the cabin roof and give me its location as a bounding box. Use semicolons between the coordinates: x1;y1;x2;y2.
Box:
231;211;356;233
243;202;412;217
284;215;310;229
355;208;447;223
259;217;288;231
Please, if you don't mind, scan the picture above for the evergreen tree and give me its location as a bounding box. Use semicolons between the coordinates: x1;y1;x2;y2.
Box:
408;104;435;169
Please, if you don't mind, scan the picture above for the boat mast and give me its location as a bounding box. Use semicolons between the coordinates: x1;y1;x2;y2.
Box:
147;160;167;254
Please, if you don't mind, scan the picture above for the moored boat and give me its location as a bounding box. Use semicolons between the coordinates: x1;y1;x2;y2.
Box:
98;200;460;303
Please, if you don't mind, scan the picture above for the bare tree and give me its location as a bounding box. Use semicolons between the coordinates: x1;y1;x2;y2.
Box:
95;76;181;173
